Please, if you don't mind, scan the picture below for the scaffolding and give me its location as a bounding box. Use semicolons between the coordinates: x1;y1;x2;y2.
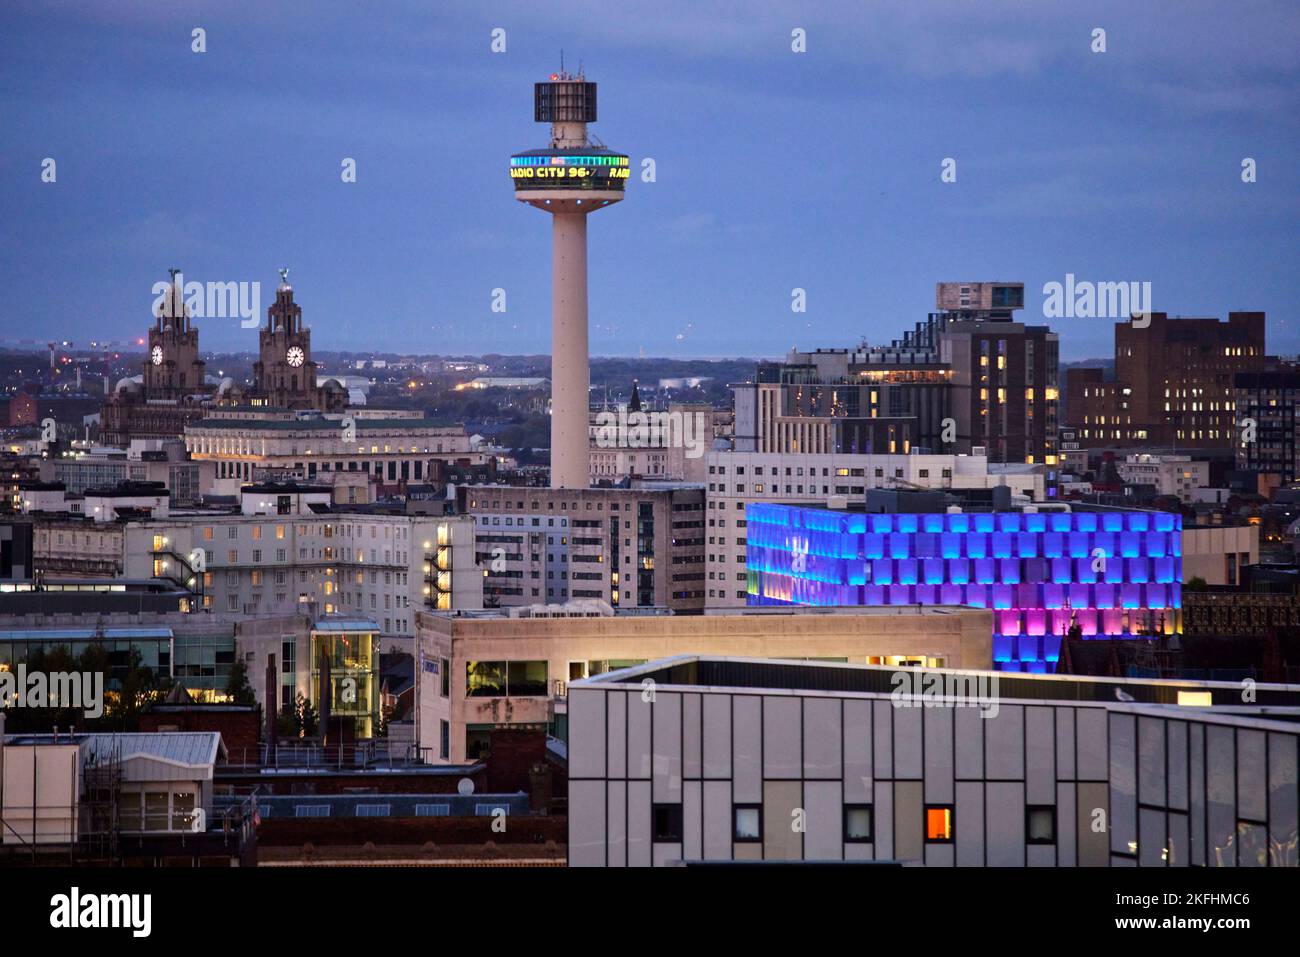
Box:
80;737;123;864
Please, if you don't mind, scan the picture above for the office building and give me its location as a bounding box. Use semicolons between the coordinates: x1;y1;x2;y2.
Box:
703;449;1046;608
121;495;482;633
457;484;705;612
566;656;1300;866
736;283;1058;467
1066;311;1266;449
1234;370;1300;489
184;406;482;491
416;603;994;763
1115;453;1210;503
746;502;1181;673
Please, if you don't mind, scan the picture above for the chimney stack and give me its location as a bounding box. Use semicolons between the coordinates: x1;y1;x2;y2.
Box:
265;653;278;763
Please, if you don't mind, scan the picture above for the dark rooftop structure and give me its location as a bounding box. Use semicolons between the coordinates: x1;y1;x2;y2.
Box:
587;655;1300;713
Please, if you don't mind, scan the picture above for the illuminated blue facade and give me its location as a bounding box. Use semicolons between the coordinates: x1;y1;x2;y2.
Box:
746;504;1181;673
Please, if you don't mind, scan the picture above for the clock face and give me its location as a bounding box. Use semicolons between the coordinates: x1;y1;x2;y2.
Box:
150;346;163;366
286;345;305;368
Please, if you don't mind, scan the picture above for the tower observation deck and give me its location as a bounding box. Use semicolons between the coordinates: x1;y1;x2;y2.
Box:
510;70;628;489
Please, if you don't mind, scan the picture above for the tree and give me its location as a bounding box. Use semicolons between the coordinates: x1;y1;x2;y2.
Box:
288;692;319;738
375;696;398;739
105;648;164;731
225;659;258;707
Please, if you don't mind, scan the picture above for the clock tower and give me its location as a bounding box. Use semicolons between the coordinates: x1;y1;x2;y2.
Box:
145;270;206;399
253;269;320;409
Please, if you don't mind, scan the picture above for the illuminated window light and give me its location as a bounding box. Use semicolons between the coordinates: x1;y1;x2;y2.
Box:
925;806;954;842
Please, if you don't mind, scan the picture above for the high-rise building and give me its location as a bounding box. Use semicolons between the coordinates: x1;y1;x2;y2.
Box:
511;70;629;488
1234;369;1300;488
732;347;950;457
732;283;1058;467
457;484;704;612
1066;311;1266;449
927;283;1059;466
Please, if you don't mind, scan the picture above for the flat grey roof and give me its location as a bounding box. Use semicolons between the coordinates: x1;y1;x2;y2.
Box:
573;654;1300;717
0;626;174;641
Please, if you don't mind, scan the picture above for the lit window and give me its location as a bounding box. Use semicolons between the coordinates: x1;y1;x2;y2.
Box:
926;805;954;842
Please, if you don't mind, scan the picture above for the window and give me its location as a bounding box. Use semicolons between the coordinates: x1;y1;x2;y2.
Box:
466;661;505;697
507;660;548;696
925;805;954;843
844;804;873;843
1026;805;1056;844
356;804;391;818
118;791;141;830
440;719;450;760
466;660;548;697
145;792;170;831
652;804;683;842
171;790;196;831
733;805;762;842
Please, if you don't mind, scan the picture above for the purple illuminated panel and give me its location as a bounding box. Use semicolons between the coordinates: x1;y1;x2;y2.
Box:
745;504;1182;674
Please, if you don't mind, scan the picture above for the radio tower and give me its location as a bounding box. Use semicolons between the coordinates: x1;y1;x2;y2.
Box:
511;67;629;489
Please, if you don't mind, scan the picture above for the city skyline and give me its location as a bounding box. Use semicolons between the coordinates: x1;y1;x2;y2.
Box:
3;1;1298;359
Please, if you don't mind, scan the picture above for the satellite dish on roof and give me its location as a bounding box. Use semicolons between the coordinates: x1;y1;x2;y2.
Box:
457;777;475;796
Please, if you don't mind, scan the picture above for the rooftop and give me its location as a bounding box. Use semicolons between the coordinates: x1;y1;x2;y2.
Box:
577;655;1300;713
4;731;226;769
188;416;459;432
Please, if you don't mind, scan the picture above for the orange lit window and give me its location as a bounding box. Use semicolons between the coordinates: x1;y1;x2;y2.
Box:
926;806;954;842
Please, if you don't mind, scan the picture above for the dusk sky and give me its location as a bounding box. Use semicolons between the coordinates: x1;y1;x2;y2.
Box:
2;0;1297;360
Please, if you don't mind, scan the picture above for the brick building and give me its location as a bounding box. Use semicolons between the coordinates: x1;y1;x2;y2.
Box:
1066;311;1266;449
0;390;38;428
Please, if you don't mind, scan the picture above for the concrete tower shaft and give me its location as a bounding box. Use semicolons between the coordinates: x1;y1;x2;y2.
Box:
551;212;589;490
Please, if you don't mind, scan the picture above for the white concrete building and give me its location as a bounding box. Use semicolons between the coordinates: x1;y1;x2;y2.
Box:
567;657;1300;867
589;402;713;484
184;407;483;490
1117;453;1210;503
121;509;482;636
